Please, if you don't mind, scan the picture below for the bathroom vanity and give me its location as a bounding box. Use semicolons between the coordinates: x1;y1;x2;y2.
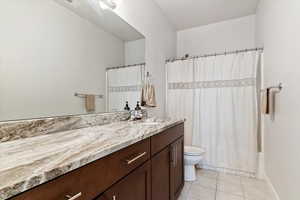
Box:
0;2;184;199
1;120;184;200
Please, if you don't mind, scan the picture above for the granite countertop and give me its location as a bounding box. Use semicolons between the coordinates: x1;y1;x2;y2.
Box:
0;118;184;200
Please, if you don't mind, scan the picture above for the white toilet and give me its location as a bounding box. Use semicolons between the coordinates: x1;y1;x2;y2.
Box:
184;146;205;181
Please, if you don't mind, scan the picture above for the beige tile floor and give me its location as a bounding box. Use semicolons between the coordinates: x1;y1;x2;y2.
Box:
179;169;275;200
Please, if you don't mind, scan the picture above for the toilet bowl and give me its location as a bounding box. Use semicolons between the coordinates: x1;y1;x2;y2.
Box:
184;146;205;181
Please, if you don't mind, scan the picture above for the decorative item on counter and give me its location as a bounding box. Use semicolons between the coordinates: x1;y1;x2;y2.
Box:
131;101;143;120
135;101;141;111
141;72;157;107
124;101;130;111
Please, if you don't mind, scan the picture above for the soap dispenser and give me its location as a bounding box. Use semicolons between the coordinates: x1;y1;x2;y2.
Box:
124;101;130;111
134;101;143;120
135;101;141;111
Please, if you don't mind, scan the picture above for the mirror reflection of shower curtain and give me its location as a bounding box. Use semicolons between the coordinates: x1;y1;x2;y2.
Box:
107;65;145;112
166;51;260;176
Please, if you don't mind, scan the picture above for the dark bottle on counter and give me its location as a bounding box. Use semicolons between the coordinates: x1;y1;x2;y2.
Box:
124;101;130;111
135;101;141;110
134;101;143;120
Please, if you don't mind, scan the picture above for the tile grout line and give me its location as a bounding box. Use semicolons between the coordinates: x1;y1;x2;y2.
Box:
194;170;272;200
188;181;193;199
240;176;246;200
214;171;219;200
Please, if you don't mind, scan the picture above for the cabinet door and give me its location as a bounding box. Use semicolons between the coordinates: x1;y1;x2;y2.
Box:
98;161;151;200
151;147;171;200
96;195;109;200
170;136;184;200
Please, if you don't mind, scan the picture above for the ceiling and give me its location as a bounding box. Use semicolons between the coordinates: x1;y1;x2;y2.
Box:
153;0;260;30
53;0;144;41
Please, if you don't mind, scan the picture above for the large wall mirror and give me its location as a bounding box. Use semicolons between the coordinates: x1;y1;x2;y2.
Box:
0;0;145;121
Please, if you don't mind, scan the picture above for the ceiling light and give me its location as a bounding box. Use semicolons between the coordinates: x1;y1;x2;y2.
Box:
99;0;117;10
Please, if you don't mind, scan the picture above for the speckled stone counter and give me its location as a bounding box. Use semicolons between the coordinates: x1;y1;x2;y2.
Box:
0;111;140;143
0;118;184;199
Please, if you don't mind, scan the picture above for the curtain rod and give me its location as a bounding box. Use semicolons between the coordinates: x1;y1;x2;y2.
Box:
106;62;146;71
166;47;264;63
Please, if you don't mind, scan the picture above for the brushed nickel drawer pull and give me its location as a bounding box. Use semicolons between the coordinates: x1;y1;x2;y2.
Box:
174;145;177;167
170;146;174;164
66;192;82;200
125;152;147;165
173;145;176;167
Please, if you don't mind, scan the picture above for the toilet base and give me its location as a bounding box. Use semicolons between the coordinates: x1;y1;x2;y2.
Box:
184;165;196;181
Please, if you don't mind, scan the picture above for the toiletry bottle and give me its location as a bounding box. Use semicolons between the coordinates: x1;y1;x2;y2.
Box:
135;101;142;120
124;101;130;111
135;101;141;110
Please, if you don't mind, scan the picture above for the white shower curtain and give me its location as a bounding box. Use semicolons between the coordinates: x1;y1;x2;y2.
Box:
107;65;145;112
166;60;194;141
166;51;260;175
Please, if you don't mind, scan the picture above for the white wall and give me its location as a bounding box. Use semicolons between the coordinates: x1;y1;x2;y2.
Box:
125;39;145;65
177;15;256;57
0;0;124;120
256;0;300;199
114;0;177;117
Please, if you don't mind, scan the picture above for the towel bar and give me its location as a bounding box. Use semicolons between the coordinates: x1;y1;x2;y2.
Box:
74;93;104;99
260;83;283;92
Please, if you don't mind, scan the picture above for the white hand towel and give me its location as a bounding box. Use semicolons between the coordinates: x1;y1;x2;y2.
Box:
141;84;157;107
269;87;281;121
85;95;96;112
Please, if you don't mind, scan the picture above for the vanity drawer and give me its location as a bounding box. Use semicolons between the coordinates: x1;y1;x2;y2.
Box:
11;166;84;200
11;138;150;200
151;123;184;156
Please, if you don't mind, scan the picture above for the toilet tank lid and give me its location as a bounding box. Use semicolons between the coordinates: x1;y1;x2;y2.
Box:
184;146;205;156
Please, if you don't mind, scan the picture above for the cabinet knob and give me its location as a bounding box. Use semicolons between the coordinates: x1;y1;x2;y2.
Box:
65;192;82;200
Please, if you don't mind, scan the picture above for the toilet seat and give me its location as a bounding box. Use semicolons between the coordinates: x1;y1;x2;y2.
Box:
184;146;205;156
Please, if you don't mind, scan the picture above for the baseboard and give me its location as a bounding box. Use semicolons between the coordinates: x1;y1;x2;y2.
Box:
256;152;267;180
265;175;281;200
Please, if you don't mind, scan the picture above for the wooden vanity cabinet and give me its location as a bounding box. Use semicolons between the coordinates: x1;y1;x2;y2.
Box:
98;123;184;200
96;161;151;200
151;124;184;200
151;136;184;200
11;139;151;200
170;137;184;200
151;147;171;200
9;123;184;200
